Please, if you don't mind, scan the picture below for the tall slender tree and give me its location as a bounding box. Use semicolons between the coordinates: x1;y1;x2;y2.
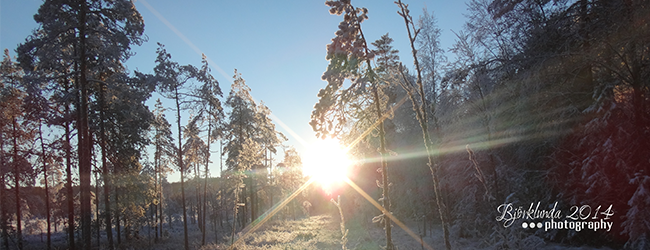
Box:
96;75;115;249
152;43;219;250
151;99;174;241
22;70;55;250
394;1;451;249
1;49;37;250
183;115;207;228
193;56;223;245
312;1;395;249
224;70;259;228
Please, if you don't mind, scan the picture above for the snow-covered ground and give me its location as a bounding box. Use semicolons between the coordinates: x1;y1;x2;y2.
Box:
11;213;618;249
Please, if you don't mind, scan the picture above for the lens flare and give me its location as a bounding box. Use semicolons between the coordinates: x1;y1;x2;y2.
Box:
302;138;352;185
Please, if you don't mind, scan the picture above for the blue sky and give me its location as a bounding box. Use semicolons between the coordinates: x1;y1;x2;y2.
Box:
1;0;469;181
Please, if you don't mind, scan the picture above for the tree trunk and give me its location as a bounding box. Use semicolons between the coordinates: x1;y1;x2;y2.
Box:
231;186;239;246
251;169;256;224
154;143;159;242
95;170;100;247
244;179;249;226
0;174;9;249
220;140;224;229
0;134;8;250
116;188;121;245
77;1;92;248
196;169;201;228
175;87;190;250
39;123;52;250
202;116;212;245
159;179;164;237
13;117;24;250
64;107;75;250
357;24;394;248
372;84;394;250
99;81;114;249
154;128;164;239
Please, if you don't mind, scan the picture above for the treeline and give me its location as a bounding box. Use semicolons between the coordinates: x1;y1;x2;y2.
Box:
0;1;306;250
314;0;648;249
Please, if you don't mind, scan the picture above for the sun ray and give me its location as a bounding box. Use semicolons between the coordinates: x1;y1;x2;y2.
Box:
137;0;232;84
138;0;310;151
343;176;435;250
345;92;410;152
269;113;309;148
359;135;526;166
228;178;315;250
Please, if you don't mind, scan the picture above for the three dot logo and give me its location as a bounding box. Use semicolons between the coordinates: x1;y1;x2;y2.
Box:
522;222;543;229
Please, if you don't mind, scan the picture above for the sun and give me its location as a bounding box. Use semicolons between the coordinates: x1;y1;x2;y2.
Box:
302;138;352;185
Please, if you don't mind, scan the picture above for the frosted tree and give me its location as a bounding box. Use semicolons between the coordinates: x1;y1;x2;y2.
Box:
182;114;207;234
312;1;395;248
223;70;284;229
152;43;196;250
20;57;56;250
0;50;40;250
151;43;223;249
624;173;650;249
416;7;446;132
151;99;174;241
256;102;285;213
276;147;304;219
192;56;223;245
393;2;451;249
102;71;154;246
223;70;258;228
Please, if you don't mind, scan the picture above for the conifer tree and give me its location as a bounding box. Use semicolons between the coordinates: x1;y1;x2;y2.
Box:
151;99;174;241
313;1;394;248
1;49;41;250
193;58;223;244
224;70;285;229
152;44;193;250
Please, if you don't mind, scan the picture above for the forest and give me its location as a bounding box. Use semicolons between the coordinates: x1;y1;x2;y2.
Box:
1;0;648;249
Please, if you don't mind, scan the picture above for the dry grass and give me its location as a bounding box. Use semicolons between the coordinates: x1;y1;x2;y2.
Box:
200;215;341;250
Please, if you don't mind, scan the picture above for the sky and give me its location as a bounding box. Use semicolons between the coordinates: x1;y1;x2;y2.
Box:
1;0;469;182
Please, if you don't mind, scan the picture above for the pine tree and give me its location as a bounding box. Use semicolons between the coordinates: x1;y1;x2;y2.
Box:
314;1;394;248
182;115;207;232
21;63;55;250
224;70;262;228
1;49;38;250
151;99;174;241
223;70;285;230
277;147;304;219
193;57;223;245
152;44;192;250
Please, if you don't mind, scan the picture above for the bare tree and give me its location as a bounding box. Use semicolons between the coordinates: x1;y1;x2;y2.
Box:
395;1;451;249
